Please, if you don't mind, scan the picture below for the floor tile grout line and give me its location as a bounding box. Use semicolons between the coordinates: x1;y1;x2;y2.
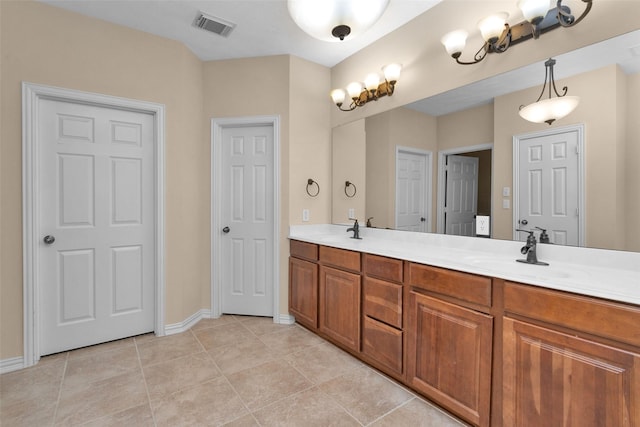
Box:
363;396;416;426
134;335;159;427
50;351;69;426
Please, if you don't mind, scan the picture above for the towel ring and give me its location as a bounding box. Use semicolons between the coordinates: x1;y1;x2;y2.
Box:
306;178;320;197
344;181;357;198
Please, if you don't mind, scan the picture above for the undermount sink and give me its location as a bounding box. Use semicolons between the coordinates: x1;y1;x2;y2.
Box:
463;256;573;279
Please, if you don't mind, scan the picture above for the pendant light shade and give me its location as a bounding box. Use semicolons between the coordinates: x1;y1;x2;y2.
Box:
518;96;580;124
287;0;390;42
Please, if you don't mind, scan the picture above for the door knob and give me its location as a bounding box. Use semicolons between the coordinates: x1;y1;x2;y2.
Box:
222;226;230;234
520;219;528;225
420;217;426;222
43;235;56;245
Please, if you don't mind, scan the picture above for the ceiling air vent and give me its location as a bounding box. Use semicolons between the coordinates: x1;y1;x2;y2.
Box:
193;12;236;37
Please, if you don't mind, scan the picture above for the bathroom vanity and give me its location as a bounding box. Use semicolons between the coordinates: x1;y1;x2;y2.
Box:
288;225;640;427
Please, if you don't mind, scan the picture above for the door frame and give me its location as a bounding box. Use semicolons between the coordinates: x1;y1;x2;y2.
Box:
512;123;585;245
395;146;432;232
436;143;493;234
210;116;281;321
22;82;166;367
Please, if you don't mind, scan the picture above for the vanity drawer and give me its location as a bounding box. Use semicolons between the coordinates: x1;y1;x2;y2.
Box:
319;245;361;272
363;253;403;283
505;282;640;347
409;263;492;308
363;277;403;329
362;315;403;376
290;240;318;261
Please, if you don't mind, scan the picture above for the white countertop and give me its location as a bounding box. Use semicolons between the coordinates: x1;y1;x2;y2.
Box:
289;224;640;306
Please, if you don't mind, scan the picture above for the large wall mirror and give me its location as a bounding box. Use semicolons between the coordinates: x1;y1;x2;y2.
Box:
332;30;640;252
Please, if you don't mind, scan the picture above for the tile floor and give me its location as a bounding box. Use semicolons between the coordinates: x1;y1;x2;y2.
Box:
1;315;468;426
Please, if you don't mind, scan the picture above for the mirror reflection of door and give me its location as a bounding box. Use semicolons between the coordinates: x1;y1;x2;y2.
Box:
514;127;583;246
395;148;431;232
445;155;479;236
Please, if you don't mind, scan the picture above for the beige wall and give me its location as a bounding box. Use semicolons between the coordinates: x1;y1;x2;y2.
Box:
626;73;640;252
0;1;332;360
332;120;366;224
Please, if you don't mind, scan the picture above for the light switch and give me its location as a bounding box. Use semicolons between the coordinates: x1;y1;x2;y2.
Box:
302;209;309;222
502;187;511;197
348;208;355;219
503;199;510;209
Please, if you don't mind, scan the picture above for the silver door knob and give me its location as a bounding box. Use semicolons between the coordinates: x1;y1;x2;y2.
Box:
222;226;230;233
43;235;55;244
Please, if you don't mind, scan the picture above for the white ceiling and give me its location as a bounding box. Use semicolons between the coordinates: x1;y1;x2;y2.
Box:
39;0;442;68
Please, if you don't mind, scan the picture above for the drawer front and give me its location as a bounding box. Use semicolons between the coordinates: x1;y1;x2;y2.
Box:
362;316;403;376
319;245;361;272
290;240;318;261
363;253;403;283
409;263;492;308
363;277;403;329
505;282;640;347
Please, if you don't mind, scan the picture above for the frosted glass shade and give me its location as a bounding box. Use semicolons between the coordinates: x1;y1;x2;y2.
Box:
382;63;402;83
519;96;580;124
364;73;380;91
517;0;551;22
441;30;468;56
331;89;346;105
288;0;390;42
346;82;363;99
478;13;508;42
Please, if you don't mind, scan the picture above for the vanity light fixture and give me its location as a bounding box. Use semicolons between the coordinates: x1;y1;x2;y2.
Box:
331;63;402;112
519;58;579;125
441;0;592;65
287;0;389;42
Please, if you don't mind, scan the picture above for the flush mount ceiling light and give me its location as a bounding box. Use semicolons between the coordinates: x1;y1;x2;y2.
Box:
519;58;579;125
331;63;401;111
287;0;390;42
441;0;592;65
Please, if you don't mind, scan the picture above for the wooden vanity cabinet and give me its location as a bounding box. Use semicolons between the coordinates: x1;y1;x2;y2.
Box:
361;254;404;378
318;246;361;353
406;263;493;427
503;282;640;426
288;240;319;329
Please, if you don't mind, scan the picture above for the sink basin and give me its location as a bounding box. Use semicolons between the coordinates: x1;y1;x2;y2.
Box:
463;256;573;279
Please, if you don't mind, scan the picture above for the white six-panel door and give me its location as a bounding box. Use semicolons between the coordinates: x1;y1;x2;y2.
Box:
396;149;430;232
220;125;274;317
515;129;580;246
39;99;155;355
445;155;479;236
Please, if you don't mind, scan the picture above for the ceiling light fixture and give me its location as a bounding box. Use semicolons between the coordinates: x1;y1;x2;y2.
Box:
441;0;592;65
287;0;390;42
519;58;579;125
331;64;401;111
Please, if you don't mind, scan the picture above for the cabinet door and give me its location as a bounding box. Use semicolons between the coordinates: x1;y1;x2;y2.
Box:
504;317;640;427
289;257;318;329
407;291;493;427
319;266;361;352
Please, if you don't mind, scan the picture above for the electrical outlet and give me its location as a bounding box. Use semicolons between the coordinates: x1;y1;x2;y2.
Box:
503;199;510;209
348;208;355;219
302;209;309;222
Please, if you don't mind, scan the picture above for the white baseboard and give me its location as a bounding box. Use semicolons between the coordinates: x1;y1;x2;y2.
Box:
0;356;25;374
277;314;296;325
164;309;213;335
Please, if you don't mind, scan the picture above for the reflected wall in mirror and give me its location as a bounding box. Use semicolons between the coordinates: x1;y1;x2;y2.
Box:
332;30;640;252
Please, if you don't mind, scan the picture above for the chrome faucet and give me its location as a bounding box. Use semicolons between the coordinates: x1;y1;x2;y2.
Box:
347;218;361;239
516;229;548;266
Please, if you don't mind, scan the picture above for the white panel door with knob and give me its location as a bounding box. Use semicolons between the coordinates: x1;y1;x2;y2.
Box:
38;98;155;355
219;124;274;317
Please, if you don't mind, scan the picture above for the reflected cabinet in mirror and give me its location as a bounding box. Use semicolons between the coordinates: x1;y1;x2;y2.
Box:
332;30;640;252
